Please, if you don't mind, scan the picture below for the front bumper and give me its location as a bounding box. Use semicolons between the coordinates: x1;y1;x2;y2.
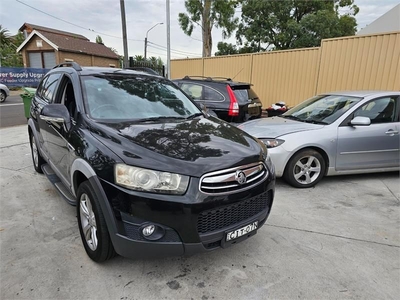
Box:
97;175;275;259
268;146;292;177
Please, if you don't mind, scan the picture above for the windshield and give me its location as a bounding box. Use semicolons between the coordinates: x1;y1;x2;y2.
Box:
281;94;362;124
81;75;201;121
232;86;259;104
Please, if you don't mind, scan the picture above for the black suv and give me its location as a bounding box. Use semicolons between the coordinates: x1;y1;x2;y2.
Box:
173;76;263;123
28;63;275;262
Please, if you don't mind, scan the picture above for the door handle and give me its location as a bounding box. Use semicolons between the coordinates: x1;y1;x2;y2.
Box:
385;130;399;136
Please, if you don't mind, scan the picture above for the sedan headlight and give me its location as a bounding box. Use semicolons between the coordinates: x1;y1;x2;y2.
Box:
115;164;189;195
261;139;285;148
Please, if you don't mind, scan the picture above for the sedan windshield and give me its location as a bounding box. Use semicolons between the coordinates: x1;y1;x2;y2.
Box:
281;94;362;124
81;75;201;121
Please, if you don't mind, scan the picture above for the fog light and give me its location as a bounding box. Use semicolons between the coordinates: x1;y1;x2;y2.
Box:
142;225;155;237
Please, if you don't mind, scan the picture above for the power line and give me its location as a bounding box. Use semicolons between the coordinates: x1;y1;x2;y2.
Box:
15;0;143;42
147;44;201;58
147;41;201;56
16;0;203;57
146;50;166;57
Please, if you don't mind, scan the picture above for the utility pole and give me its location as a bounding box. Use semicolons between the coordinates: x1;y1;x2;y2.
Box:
120;0;129;68
144;23;163;60
144;37;148;60
166;0;171;79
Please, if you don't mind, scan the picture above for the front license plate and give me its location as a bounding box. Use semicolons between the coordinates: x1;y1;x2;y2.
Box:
226;221;258;241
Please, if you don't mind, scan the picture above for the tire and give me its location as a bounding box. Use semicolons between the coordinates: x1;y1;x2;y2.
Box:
77;181;116;262
0;90;6;103
30;134;44;173
283;149;326;188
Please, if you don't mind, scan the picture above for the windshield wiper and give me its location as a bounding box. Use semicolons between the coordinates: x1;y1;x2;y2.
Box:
303;119;328;125
135;116;187;122
279;115;302;121
186;112;204;119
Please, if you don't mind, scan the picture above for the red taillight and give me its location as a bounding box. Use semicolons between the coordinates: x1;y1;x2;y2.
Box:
226;85;239;116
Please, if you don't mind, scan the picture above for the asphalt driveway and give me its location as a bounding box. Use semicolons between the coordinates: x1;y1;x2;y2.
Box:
1;125;399;300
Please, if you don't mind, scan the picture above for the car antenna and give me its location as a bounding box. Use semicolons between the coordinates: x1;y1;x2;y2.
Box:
232;68;244;80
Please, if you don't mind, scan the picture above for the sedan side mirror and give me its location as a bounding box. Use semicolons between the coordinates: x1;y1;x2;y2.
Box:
40;104;71;131
350;116;371;126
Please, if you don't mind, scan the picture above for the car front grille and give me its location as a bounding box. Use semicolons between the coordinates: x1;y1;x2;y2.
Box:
199;162;268;195
197;191;270;234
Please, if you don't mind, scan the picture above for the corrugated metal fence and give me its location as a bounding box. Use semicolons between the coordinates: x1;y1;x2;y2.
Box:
171;31;400;108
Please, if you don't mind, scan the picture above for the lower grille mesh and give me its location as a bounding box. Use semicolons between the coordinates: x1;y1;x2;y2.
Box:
197;192;269;234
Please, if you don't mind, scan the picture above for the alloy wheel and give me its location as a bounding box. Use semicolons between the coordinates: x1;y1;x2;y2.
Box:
293;155;321;185
79;193;98;251
31;138;39;168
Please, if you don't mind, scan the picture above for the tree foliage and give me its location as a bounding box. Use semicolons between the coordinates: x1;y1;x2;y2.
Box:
236;0;359;51
215;41;262;56
0;25;24;67
95;35;103;44
178;0;239;57
133;55;164;69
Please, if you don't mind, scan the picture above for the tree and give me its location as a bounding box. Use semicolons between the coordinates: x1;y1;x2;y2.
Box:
0;25;11;47
178;0;239;57
215;41;265;56
148;56;164;69
236;0;359;51
0;26;24;67
95;35;103;44
215;42;238;56
134;55;145;62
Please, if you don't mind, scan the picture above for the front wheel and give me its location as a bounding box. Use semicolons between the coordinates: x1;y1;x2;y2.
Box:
30;134;44;173
283;149;326;188
0;90;6;103
77;181;115;262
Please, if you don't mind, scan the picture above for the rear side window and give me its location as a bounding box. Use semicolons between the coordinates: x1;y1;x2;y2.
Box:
231;86;259;104
38;73;61;103
181;83;224;101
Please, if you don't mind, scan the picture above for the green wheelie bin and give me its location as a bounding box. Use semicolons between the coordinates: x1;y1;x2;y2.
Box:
20;87;36;119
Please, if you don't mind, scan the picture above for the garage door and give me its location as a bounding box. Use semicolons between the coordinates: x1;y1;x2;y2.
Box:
28;52;42;68
28;52;56;68
43;52;56;68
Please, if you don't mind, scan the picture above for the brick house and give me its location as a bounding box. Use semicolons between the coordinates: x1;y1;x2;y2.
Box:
17;23;120;68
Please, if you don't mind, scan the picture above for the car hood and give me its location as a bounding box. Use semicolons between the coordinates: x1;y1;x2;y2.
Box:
237;116;324;138
89;116;265;177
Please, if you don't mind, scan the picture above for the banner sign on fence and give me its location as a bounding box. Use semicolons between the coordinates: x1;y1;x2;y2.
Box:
0;67;50;87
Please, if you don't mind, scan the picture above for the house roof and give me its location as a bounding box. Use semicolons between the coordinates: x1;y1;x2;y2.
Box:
357;4;400;35
19;23;89;41
17;30;119;60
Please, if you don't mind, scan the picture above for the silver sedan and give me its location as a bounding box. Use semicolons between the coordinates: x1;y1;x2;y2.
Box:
238;91;400;188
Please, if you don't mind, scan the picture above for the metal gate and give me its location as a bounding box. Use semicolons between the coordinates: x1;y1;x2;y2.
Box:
128;57;165;77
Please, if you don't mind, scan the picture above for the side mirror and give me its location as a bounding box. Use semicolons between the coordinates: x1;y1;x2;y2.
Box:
350;116;371;126
40;104;71;131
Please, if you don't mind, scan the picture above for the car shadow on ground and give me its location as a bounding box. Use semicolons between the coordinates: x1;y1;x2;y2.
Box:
275;171;400;189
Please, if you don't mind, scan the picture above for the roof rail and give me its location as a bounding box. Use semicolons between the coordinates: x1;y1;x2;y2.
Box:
183;75;206;80
211;76;232;81
52;62;82;71
183;75;232;81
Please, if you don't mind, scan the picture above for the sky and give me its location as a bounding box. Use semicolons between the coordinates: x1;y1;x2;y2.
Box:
0;0;399;63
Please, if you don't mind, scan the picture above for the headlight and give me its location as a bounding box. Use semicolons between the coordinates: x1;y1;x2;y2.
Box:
261;139;285;148
115;164;189;195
